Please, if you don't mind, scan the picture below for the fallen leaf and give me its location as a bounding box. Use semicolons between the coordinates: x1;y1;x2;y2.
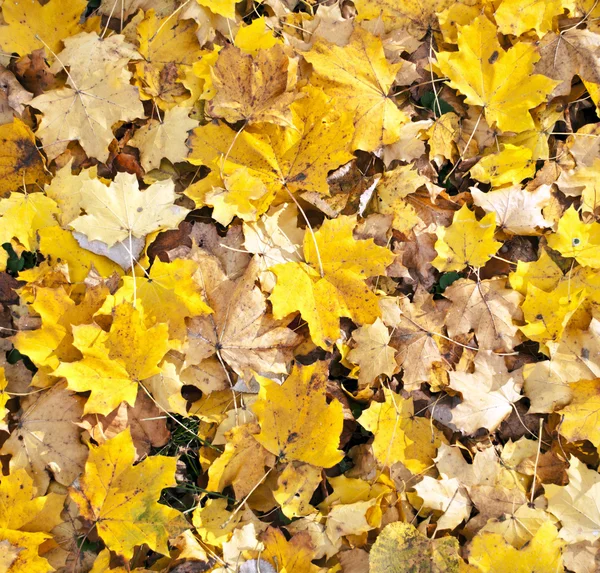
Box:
436;16;558;133
252;361;345;468
304;27;409;151
358;387;443;473
69;428;187;559
269;215;394;349
446;350;523;434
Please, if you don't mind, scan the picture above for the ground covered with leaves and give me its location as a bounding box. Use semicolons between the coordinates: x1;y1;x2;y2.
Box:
3;0;600;571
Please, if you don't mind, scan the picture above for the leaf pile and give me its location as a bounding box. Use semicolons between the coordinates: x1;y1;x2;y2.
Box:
2;0;600;572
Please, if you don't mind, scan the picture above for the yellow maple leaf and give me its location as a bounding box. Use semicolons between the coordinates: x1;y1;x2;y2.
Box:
346;318;398;385
69;428;186;559
547;205;600;268
520;282;586;344
0;119;47;197
0;0;87;58
135;10;203;108
235;17;280;54
69;172;189;249
0;192;58;252
13;285;108;373
432;204;501;272
97;259;211;342
43;161;96;225
269;215;394;349
192;498;240;548
259;527;321;573
436;16;559;133
427;112;460;163
304;27;409;152
509;249;563;295
558;379;600;448
0;468;65;573
207;422;275;499
470;144;535;188
129;107;199;172
186;168;276;226
374;164;430;233
198;0;236;18
53;303;170;415
466;522;564;572
29;61;144;162
252;361;344;468
188;85;354;196
354;0;457;36
358;387;443;473
495;0;565;37
38;226;123;285
273;463;322;518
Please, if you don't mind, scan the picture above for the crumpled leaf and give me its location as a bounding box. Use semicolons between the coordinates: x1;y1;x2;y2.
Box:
354;0;457;36
382;291;447;391
545;456;600;543
346;318;397;385
443;278;524;352
78;388;170;459
207;422;276;499
243;203;304;292
129;107;199;172
536;29;600;96
413;476;472;531
134;9;203;108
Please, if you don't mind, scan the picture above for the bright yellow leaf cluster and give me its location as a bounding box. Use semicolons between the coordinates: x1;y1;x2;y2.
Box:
1;1;600;571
